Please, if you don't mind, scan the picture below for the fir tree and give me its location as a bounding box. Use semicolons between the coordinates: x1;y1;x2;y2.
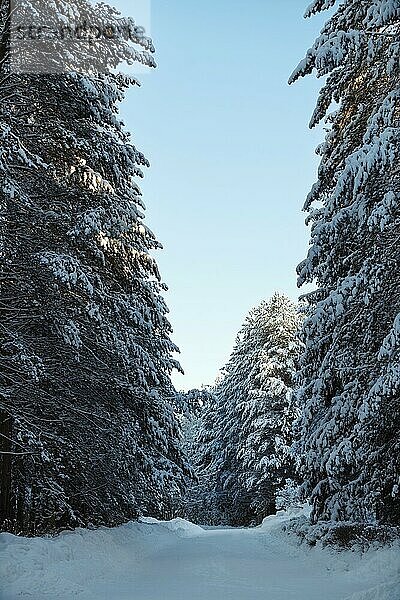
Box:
237;294;302;521
193;294;301;525
0;0;187;534
290;0;400;524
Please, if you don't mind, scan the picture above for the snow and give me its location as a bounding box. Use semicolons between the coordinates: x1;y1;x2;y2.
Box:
1;511;399;600
139;516;206;538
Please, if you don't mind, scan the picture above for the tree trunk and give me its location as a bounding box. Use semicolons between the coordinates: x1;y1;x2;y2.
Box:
0;0;11;67
0;409;13;530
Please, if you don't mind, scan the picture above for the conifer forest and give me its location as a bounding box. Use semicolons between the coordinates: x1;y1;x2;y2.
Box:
0;1;399;599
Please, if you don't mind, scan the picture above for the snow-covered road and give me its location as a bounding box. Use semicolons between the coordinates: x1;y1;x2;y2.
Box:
1;512;399;600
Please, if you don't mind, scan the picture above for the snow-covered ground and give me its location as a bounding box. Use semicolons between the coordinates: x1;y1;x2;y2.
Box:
1;510;399;600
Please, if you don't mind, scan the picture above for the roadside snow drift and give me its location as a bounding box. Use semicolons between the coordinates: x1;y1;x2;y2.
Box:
1;512;399;600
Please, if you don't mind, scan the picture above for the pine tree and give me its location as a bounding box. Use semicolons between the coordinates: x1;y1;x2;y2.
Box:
237;294;301;521
0;0;188;534
290;0;400;524
193;294;301;525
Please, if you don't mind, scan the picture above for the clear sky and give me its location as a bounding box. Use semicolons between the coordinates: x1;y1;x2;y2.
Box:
111;0;329;390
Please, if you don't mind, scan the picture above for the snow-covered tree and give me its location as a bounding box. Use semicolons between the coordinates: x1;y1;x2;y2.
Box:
193;294;301;525
0;0;188;534
237;294;302;521
176;388;216;523
290;0;400;525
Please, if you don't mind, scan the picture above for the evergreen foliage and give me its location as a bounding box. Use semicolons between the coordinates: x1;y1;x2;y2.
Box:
185;294;301;525
0;0;188;534
290;0;400;525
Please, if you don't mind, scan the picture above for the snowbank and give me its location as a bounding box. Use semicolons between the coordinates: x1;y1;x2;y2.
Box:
259;504;312;529
139;516;205;538
259;506;400;600
0;519;186;600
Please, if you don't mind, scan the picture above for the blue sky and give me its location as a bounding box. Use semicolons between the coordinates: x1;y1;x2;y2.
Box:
111;0;330;390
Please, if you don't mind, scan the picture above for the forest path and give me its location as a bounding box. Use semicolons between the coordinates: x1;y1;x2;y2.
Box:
1;513;399;600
